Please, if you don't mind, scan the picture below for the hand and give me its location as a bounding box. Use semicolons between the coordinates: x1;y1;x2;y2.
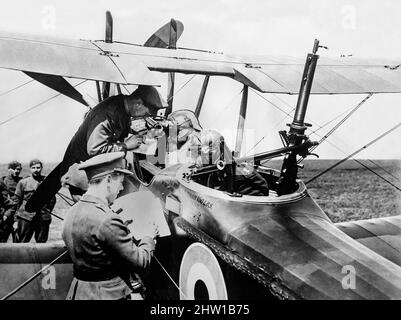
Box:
125;135;142;150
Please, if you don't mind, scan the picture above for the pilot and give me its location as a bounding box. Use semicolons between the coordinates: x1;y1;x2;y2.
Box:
187;129;270;196
62;152;158;300
59;85;167;198
165;109;203;166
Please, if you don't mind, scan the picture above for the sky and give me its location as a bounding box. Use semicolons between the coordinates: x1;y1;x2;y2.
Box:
1;0;401;163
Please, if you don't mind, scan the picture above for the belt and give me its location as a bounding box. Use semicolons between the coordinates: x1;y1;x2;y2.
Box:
73;268;119;282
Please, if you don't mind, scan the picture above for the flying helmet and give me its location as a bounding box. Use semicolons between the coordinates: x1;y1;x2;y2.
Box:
167;109;202;142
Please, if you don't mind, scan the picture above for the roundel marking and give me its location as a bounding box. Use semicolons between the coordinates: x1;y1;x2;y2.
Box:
179;242;228;300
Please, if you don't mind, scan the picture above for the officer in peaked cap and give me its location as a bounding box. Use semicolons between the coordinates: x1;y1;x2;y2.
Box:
78;151;133;182
62;152;158;300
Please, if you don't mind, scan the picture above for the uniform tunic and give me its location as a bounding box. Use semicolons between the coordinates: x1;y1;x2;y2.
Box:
0;174;22;242
60;94;131;178
62;194;155;300
13;175;56;242
1;175;21;215
14;175;54;221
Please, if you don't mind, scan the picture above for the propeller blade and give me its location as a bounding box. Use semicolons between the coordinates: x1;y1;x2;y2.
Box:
144;19;184;48
24;72;89;106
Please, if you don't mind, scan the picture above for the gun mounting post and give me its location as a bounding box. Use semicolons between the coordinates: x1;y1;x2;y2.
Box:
289;39;320;139
276;39;320;195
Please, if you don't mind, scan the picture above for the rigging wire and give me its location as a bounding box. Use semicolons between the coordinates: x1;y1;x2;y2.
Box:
304;129;401;191
244;136;265;155
308;103;367;137
167;74;197;103
215;87;244;119
247;90;401;190
251;89;293;117
153;256;188;299
121;84;132;94
244;89;305;156
297;93;372;164
0;79;34;98
306;122;401;185
307;94;372;155
294;92;401;187
121;74;196;106
0;80;87;127
245;89;346;156
89;41;128;84
366;159;401;182
244;89;298;156
351;159;401;192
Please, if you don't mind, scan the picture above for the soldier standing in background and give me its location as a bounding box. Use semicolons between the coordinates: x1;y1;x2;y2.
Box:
13;159;56;243
0;161;22;242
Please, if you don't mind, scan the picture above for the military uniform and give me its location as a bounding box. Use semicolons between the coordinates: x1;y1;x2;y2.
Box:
62;152;156;300
0;174;21;242
13;175;56;243
61;86;167;179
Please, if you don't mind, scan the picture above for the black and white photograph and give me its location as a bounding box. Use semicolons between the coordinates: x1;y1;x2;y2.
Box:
1;0;401;305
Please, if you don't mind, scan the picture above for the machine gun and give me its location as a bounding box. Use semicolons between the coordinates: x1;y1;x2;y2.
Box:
275;39;322;195
191;40;322;196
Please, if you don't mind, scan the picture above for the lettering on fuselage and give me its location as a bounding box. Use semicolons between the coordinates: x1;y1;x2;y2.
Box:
187;190;213;209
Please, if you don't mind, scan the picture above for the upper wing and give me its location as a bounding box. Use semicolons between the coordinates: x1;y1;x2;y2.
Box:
96;40;401;94
0;31;160;86
1;31;401;94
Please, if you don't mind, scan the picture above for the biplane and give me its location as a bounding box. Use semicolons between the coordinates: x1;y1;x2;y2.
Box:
2;11;401;300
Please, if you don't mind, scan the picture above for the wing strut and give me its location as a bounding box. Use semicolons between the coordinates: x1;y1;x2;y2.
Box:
101;11;113;100
96;81;102;102
234;85;248;155
194;75;210;118
166;19;178;116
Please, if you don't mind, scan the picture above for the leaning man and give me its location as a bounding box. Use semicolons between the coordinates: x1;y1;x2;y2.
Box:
62;152;157;300
14;159;55;243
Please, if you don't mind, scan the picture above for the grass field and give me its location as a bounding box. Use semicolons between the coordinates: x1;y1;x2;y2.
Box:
1;159;401;242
